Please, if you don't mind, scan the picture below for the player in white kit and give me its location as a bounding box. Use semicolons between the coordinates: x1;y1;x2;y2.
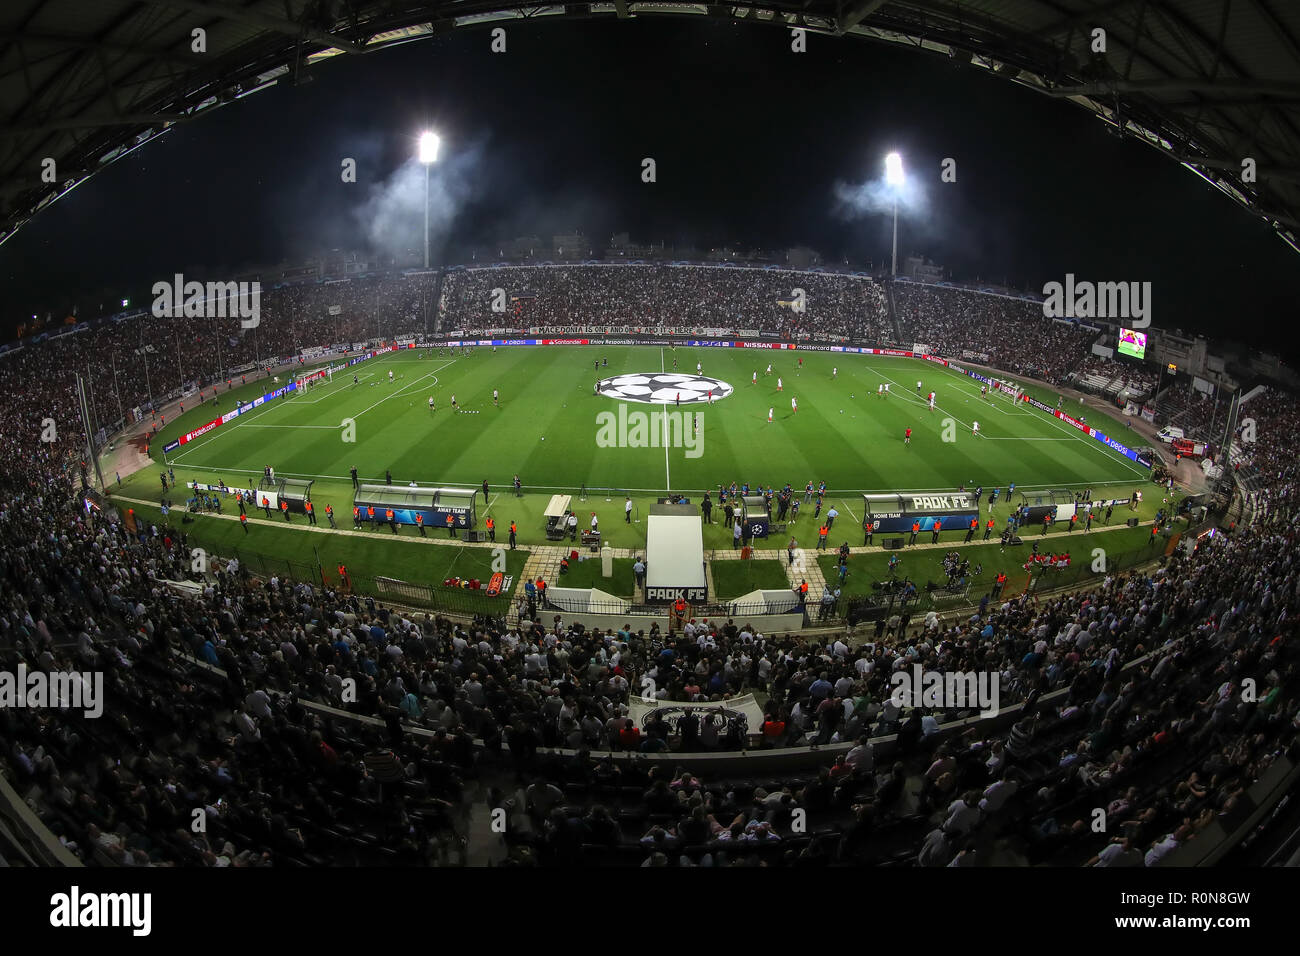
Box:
972;421;980;437
791;396;798;413
766;364;772;376
832;367;837;379
493;389;499;407
777;377;783;391
429;396;435;412
389;370;394;383
878;384;884;397
752;370;758;385
768;407;774;422
697;362;702;374
928;392;936;411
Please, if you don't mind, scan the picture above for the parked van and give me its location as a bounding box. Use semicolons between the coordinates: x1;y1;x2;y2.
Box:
1156;425;1184;443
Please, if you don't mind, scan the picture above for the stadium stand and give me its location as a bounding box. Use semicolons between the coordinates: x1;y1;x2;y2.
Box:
438;264;891;342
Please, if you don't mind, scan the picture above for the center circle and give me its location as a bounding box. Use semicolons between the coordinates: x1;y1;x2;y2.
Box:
596;372;734;405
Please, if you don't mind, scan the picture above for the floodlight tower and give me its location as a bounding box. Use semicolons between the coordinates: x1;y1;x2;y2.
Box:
885;152;905;277
418;131;441;270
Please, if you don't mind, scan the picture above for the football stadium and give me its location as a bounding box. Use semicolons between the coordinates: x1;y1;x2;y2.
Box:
1;0;1299;924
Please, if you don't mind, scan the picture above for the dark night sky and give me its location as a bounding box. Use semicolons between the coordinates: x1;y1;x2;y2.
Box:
2;17;1297;355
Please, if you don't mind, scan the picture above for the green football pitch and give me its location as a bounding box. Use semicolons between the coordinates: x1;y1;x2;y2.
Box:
126;345;1159;553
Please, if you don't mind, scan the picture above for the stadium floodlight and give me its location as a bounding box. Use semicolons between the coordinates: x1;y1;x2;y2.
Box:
418;131;440;165
418;131;441;270
885;152;904;186
885;152;905;276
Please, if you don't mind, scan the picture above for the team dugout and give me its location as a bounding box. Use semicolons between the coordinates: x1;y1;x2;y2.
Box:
352;484;478;530
269;477;315;515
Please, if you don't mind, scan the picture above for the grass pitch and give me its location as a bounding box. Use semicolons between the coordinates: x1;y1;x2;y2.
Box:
122;346;1161;560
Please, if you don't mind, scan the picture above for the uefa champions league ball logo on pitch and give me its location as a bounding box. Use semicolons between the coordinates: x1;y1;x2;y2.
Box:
597;373;733;404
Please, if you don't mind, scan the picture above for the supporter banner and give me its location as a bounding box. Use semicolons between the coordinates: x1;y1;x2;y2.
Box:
628;694;764;736
395;336;416;347
300;345;332;361
228;361;258;374
738;329;761;337
1141;406;1156;422
328;305;343;316
913;343;932;355
960;350;990;362
1091;344;1115;358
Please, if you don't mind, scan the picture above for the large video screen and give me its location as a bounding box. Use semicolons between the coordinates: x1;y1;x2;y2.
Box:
1117;327;1147;359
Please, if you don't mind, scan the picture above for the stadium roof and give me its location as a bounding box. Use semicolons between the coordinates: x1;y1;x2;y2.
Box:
3;0;1299;254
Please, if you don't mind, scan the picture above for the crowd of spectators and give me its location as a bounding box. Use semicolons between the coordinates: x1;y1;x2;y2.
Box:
3;274;436;435
438;264;891;341
0;424;1296;866
893;282;1096;387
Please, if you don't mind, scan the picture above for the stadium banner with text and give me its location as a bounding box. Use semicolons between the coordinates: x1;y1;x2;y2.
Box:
862;491;979;534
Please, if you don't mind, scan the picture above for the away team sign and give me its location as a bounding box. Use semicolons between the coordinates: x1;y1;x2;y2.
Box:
597;373;733;405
